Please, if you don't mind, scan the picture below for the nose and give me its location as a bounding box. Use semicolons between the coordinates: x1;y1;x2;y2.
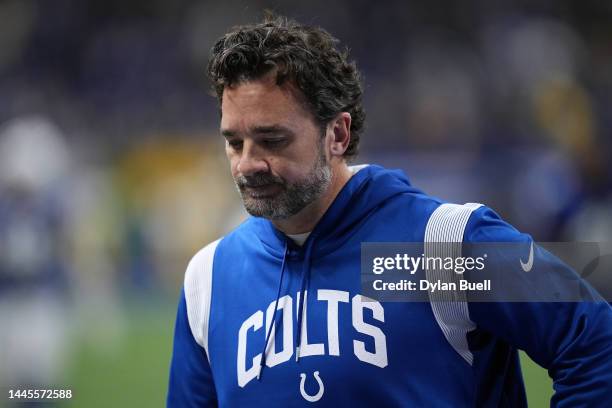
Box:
236;142;269;176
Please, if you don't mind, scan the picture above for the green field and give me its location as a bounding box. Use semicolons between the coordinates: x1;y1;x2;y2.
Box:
62;302;553;407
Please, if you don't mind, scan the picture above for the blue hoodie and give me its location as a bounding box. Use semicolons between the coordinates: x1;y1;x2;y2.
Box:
167;165;612;407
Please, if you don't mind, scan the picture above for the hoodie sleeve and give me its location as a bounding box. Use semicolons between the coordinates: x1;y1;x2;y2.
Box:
167;288;218;407
465;206;612;407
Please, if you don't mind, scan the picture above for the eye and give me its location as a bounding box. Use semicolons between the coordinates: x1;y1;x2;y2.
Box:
227;139;243;150
263;138;287;148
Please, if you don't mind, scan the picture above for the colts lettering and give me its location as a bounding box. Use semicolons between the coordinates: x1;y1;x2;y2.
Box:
237;290;387;387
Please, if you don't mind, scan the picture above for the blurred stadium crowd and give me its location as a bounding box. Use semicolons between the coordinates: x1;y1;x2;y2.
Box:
0;0;611;397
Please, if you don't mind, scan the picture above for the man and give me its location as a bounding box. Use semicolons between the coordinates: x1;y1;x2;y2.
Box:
167;16;612;407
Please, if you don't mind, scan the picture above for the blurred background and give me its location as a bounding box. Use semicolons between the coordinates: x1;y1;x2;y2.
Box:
0;0;610;406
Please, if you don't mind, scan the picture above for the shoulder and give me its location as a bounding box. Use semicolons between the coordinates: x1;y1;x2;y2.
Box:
183;238;223;351
463;205;529;243
422;202;529;243
184;238;223;293
424;202;483;242
181;219;261;350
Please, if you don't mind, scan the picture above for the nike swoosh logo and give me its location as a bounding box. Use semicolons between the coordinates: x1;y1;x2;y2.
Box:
520;241;534;272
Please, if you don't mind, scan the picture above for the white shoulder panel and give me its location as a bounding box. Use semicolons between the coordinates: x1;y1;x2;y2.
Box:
348;164;369;174
184;238;221;360
424;203;482;365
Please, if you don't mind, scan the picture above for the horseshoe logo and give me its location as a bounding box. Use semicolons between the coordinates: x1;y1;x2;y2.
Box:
299;371;324;402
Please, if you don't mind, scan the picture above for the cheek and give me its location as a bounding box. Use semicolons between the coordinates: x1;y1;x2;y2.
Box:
225;148;240;177
273;159;307;183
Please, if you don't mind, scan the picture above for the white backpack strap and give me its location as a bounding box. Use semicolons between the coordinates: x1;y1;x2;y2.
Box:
184;238;221;361
424;203;482;365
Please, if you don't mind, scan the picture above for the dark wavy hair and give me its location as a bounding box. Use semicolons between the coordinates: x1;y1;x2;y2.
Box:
207;14;365;160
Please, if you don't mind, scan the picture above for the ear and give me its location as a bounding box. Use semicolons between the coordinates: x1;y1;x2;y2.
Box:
328;112;351;158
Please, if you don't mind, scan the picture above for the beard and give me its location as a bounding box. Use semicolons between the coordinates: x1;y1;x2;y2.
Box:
233;141;332;220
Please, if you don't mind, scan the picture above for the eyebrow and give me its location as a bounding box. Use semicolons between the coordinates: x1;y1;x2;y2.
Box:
220;129;237;138
251;125;293;136
220;125;294;138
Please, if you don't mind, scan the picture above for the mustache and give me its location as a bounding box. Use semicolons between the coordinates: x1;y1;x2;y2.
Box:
235;172;285;189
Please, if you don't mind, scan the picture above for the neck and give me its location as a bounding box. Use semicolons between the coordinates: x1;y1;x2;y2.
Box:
272;163;352;235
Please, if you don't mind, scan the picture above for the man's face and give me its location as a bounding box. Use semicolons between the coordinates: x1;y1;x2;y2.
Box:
220;74;332;220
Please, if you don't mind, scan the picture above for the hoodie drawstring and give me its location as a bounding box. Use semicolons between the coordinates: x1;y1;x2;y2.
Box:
258;237;315;381
295;240;314;362
258;241;289;381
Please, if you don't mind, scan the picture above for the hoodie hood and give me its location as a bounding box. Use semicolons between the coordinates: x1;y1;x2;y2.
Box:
252;164;419;257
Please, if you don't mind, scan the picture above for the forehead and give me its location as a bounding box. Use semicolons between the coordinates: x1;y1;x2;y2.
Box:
220;74;314;130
